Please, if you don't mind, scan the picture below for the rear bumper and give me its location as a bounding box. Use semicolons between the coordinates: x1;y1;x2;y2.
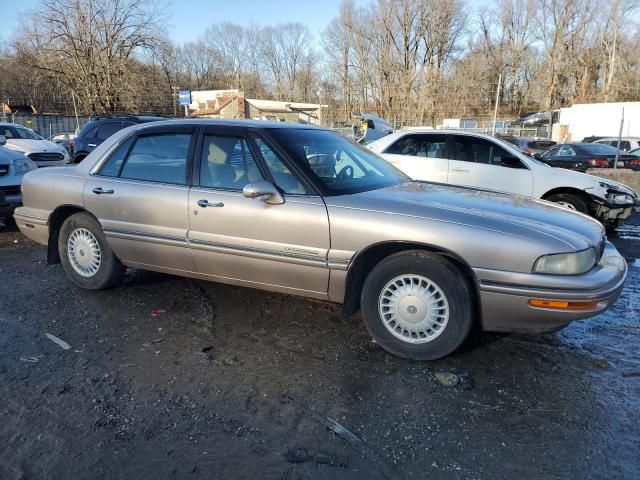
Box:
474;242;627;333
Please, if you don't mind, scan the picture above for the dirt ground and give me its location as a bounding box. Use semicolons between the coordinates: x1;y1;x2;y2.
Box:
1;216;639;480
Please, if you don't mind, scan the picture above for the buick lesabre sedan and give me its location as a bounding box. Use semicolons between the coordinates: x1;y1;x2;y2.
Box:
15;121;628;360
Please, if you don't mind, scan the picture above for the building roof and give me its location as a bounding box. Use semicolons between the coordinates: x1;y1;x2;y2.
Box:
246;98;327;113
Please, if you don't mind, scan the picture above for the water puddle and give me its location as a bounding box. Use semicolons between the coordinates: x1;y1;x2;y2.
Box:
616;224;640;241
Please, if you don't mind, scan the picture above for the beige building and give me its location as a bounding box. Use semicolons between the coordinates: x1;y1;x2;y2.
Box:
188;89;326;125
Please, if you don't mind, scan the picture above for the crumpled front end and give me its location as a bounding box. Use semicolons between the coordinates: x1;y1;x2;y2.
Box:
586;181;639;227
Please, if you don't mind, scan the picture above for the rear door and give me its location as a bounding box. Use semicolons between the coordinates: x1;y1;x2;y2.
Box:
448;135;533;196
380;133;450;182
186;126;331;298
84;124;197;271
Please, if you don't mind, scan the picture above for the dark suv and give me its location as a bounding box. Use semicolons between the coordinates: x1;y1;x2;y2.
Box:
71;115;165;163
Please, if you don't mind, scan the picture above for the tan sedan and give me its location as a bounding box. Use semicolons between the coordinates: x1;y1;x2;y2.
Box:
14;120;627;360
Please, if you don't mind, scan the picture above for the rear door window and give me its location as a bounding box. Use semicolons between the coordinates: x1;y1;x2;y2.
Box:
385;134;449;158
98;137;134;177
119;133;191;184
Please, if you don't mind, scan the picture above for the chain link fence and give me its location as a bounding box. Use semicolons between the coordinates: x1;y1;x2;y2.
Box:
1;113;92;139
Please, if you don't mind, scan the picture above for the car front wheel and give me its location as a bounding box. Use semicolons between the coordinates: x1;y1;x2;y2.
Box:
545;193;589;214
58;212;124;289
361;251;473;360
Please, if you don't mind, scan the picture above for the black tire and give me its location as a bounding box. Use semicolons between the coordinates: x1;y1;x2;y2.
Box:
72;154;87;164
58;212;125;289
360;251;474;360
545;193;589;214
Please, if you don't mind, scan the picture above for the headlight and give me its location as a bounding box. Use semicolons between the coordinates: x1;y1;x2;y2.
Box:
607;193;634;204
14;158;37;175
533;247;597;275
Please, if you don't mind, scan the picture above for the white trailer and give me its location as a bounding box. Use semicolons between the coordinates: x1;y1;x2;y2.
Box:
556;101;640;142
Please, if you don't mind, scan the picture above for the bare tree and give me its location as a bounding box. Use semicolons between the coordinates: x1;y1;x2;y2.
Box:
13;0;168;114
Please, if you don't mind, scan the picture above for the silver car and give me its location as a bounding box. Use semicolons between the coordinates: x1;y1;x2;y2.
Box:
14;121;628;360
0;135;38;223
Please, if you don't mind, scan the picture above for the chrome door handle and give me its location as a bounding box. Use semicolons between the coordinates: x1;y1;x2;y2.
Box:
451;168;469;173
197;199;224;208
92;187;114;194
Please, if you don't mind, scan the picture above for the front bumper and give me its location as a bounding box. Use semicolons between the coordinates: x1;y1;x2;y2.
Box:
0;192;21;219
590;197;639;226
474;242;627;333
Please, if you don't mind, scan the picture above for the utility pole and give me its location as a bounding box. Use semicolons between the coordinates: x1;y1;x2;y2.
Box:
492;73;502;136
614;107;624;169
71;91;80;132
172;87;177;118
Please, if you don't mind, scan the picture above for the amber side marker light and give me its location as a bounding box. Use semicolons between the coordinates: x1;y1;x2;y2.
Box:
528;299;599;310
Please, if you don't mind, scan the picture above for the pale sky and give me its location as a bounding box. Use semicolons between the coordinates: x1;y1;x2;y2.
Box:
0;0;485;45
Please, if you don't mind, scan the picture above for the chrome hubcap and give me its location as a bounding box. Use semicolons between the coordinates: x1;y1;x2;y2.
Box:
555;201;576;210
378;274;449;344
67;228;101;277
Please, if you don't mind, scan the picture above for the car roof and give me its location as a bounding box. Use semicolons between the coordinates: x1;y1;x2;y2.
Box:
89;115;166;121
595;137;640;141
131;118;325;131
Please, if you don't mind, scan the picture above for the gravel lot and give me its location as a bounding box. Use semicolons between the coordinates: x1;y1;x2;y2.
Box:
1;215;639;479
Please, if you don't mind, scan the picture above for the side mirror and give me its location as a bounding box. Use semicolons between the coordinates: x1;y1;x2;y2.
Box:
500;155;524;169
242;181;285;205
0;135;6;146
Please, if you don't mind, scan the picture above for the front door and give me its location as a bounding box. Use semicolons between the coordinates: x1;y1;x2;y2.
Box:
380;133;450;182
187;127;331;299
448;135;534;196
84;125;197;271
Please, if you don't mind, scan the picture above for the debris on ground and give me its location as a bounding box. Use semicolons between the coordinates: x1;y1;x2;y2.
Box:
435;372;474;390
435;372;459;387
590;358;610;369
285;448;348;467
19;356;40;363
45;333;71;350
150;309;166;318
622;370;640;377
456;373;475;390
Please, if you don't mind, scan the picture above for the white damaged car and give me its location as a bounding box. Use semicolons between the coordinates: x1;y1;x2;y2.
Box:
368;129;639;228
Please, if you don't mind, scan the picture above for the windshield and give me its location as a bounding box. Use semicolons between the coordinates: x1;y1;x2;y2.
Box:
0;125;43;140
581;143;620;155
268;129;409;195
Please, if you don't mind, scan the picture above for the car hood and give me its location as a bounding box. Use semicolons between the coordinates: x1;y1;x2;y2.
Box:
327;181;604;251
5;138;65;153
0;146;28;162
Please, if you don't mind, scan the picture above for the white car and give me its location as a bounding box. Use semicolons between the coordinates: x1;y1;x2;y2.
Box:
368;129;639;228
593;137;640;153
0;123;70;167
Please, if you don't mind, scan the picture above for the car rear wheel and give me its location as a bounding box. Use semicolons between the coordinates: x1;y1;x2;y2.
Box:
360;251;473;360
58;212;124;289
546;193;589;214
